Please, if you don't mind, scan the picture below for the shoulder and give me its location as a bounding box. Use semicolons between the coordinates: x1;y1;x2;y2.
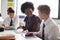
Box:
33;15;41;23
5;17;9;19
48;18;58;29
48;18;59;34
49;18;57;26
14;15;19;19
4;17;10;22
15;15;19;18
24;16;28;21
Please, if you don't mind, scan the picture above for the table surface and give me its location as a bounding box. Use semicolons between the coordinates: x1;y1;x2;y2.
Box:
0;30;42;40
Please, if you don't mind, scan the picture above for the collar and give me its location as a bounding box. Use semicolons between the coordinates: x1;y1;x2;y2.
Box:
8;15;16;20
44;18;51;25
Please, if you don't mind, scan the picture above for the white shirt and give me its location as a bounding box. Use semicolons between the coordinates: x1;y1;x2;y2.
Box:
0;17;4;27
0;17;4;22
3;15;19;29
39;18;59;40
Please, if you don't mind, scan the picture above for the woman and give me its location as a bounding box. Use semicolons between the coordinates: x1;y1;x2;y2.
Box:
18;2;41;32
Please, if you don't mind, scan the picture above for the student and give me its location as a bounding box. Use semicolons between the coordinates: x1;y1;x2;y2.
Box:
3;7;19;30
26;5;59;40
18;2;41;32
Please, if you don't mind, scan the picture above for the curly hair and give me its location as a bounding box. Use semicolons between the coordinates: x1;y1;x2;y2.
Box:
21;2;34;13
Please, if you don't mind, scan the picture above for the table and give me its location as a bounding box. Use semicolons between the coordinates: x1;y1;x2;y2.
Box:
0;30;42;40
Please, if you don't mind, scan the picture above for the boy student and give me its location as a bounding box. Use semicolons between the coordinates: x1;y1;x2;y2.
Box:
3;7;19;30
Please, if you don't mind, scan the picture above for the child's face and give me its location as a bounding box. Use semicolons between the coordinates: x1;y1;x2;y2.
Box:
8;13;14;18
38;10;46;19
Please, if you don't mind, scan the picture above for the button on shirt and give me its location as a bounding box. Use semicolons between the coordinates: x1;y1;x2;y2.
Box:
3;15;19;29
39;18;59;40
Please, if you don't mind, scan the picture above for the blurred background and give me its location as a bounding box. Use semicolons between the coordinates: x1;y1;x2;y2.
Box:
0;0;60;33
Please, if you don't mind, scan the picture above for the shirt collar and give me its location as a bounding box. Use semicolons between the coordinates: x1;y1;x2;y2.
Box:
8;15;16;20
44;18;50;25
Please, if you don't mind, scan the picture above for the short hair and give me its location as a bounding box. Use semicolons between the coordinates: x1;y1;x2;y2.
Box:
7;7;14;14
21;2;34;13
38;5;50;15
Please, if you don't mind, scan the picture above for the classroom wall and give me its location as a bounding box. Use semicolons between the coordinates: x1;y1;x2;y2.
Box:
1;0;8;19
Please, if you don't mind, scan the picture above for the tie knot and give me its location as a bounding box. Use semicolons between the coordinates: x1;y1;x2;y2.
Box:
11;19;12;20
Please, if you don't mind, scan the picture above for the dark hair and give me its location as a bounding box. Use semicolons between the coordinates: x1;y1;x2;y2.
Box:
38;5;50;15
21;2;34;13
7;7;14;14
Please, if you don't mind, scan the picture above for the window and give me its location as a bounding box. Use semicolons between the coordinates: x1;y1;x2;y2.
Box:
16;0;59;18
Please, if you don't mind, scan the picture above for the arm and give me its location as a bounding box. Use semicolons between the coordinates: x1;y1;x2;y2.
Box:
32;22;40;32
25;32;41;37
13;16;19;29
32;17;41;32
3;17;10;30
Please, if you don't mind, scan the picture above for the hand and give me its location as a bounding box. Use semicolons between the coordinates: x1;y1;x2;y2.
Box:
25;32;33;36
17;26;24;29
4;27;10;30
2;24;5;27
27;32;33;34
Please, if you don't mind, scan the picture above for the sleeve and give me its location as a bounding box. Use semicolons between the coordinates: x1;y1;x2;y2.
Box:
24;16;27;22
3;17;9;27
23;17;28;30
32;22;40;32
13;16;19;29
36;17;41;23
32;17;41;32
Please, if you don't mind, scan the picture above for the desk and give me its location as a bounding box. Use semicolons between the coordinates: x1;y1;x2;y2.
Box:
0;30;42;40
